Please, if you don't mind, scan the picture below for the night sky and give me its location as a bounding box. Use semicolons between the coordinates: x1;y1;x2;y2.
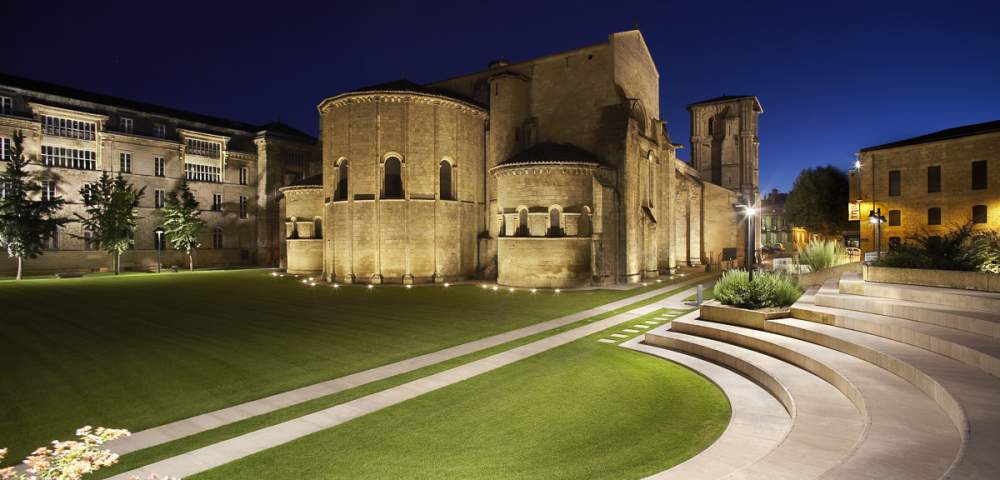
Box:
8;0;999;192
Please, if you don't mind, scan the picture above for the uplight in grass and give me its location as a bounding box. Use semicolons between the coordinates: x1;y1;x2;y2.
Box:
367;284;374;290
406;284;412;289
531;288;537;293
554;289;561;294
443;282;450;287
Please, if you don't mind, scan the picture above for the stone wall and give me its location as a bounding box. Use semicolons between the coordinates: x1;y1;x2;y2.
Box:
286;239;323;274
497;237;591;288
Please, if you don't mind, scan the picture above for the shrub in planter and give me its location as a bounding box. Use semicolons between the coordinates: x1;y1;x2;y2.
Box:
873;223;999;272
796;239;844;272
713;269;802;309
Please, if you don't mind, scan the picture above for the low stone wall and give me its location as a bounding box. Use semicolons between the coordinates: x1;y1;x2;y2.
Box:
699;300;791;329
795;262;862;287
286;239;323;275
863;265;1000;293
0;249;250;276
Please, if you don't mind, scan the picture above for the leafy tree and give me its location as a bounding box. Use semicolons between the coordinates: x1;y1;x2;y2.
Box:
161;179;205;270
75;172;145;274
784;165;851;238
0;131;68;280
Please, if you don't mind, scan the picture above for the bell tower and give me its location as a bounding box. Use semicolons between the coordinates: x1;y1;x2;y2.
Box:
687;96;763;203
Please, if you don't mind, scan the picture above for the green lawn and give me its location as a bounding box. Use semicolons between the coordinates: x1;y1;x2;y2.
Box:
193;310;731;480
0;269;678;462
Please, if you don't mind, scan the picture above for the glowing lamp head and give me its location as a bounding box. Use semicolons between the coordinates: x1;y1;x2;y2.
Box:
745;206;757;217
854;160;862;169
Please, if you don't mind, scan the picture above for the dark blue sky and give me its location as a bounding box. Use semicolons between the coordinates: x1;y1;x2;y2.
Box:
9;0;999;192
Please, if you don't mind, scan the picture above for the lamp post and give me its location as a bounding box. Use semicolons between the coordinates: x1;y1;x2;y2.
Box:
868;208;885;260
154;227;165;273
743;205;758;282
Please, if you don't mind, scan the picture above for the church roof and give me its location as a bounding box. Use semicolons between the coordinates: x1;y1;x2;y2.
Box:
257;122;317;143
345;79;484;108
285;174;323;187
498;142;604;166
859;119;1000;152
686;95;763;112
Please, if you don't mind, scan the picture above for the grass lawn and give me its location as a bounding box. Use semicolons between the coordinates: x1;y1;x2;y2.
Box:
0;269;682;463
193;309;731;480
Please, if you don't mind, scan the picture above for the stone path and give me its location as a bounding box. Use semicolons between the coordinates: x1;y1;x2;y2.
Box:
108;281;711;479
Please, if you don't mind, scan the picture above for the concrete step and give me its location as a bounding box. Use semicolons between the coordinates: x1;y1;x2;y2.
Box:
818;281;1000;339
839;273;1000;313
621;332;792;480
798;286;1000;378
761;317;1000;480
643;328;865;480
670;317;961;480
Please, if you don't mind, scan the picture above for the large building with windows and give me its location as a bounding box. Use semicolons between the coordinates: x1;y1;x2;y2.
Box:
0;73;320;275
283;30;760;287
852;119;1000;255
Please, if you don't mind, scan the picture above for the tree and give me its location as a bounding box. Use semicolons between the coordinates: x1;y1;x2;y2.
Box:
161;179;205;270
784;165;851;238
75;172;145;274
0;131;68;280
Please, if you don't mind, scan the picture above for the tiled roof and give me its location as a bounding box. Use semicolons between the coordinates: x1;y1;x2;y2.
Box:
285;174;323;187
499;142;604;166
860;119;1000;152
347;79;484;107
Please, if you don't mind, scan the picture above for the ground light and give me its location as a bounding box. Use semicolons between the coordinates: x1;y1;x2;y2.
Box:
554;289;561;294
367;284;374;290
492;285;499;292
443;282;450;287
333;283;340;288
406;284;412;289
508;287;514;293
531;288;537;294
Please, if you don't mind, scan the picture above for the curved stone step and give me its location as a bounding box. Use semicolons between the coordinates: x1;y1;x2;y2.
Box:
839;273;1000;313
757;317;1000;479
643;328;866;480
620;334;792;480
671;317;962;480
796;287;1000;378
817;281;1000;339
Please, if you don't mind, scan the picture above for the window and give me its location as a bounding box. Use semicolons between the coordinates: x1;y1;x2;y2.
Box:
383;156;403;199
154;156;165;177
547;208;563;237
155;124;167;138
120;117;133;133
239;196;248;219
888;170;901;196
927;166;941;193
42;181;56;202
119;152;132;173
0;96;11;115
46;227;59;250
0;137;10;161
239;167;248;185
155;189;165;209
41;146;96;170
212;228;224;249
185;138;221;158
83;229;98;251
517;208;529;237
927;207;941;226
888;237;901;251
888;210;901;226
42;115;96;140
334;161;348;201
972;205;988;224
184;163;221;183
439;160;453;200
972;160;988;190
707;117;714;135
212;193;222;211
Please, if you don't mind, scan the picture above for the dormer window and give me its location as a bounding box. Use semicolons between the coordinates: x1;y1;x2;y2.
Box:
0;96;11;115
120;117;133;133
155;124;167;138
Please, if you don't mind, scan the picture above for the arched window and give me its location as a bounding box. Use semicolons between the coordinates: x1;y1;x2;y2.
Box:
439;160;454;200
314;217;323;239
707;117;715;136
547;207;563;237
383;156;403;199
334;160;348;201
517;208;529;237
213;227;224;249
579;207;592;236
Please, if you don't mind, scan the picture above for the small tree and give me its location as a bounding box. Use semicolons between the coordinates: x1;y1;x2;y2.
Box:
161;180;205;270
0;131;68;280
76;172;145;274
784;165;851;238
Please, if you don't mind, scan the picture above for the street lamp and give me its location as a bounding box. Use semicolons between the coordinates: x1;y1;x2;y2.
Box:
868;209;886;260
154;227;165;273
742;204;758;282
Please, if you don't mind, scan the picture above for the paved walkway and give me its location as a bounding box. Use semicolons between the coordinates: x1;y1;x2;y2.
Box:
109;286;706;479
106;277;712;473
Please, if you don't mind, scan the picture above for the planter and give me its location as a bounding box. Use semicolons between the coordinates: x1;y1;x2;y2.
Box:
699;300;790;329
863;265;1000;293
795;261;861;287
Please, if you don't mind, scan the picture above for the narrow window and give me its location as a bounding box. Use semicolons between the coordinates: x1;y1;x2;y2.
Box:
517;209;529;237
707;117;714;135
547;208;563;237
335;161;349;201
888;170;901;196
888;209;901;226
383;156;403;199
439;160;454;200
972;205;988;224
154;189;165;209
927;166;941;193
155;124;167;138
120;117;133;133
119;152;132;173
83;229;97;250
239;196;248;219
0;137;10;161
927;207;941;225
972;160;988;190
46;227;59;250
239;167;248;185
213;227;224;249
42;181;57;202
154;156;165;177
212;193;222;211
0;96;11;115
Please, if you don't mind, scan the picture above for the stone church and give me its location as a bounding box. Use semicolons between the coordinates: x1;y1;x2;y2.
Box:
282;30;761;287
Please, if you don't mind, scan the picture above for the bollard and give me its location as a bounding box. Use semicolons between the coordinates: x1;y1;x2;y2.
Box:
696;284;704;305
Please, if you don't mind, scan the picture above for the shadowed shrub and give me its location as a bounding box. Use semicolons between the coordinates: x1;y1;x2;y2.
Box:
713;269;802;309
